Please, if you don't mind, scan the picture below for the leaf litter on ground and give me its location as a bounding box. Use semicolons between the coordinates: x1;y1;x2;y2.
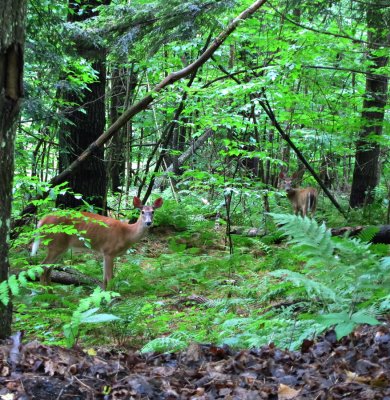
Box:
0;319;389;399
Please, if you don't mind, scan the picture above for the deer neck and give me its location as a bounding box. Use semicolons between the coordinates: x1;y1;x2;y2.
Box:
286;188;298;199
126;216;151;243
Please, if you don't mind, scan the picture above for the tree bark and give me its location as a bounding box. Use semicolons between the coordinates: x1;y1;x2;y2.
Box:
0;0;26;339
349;4;389;207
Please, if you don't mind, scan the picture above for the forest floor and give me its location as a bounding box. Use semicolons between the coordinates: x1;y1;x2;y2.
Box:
0;320;389;399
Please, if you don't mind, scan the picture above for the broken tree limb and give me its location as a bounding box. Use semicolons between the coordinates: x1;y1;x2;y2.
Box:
153;128;215;189
11;0;269;237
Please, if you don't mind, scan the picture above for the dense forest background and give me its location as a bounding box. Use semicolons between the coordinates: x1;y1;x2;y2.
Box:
1;0;389;361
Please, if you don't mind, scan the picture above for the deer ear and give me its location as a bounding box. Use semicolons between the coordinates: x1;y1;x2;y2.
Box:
133;196;143;209
292;172;299;179
153;198;163;209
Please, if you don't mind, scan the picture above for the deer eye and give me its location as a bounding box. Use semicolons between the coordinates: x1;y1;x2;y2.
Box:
142;211;145;214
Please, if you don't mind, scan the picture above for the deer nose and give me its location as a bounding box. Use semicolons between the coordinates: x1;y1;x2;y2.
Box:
146;221;152;226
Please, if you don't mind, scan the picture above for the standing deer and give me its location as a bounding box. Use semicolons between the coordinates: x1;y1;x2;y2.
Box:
279;172;317;217
31;196;163;289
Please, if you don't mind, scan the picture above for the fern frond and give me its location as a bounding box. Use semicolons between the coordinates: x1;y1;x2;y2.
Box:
18;271;28;287
141;336;187;354
380;256;390;272
358;226;380;243
0;281;10;306
27;266;44;280
8;275;20;296
269;214;334;264
270;269;337;301
205;297;255;310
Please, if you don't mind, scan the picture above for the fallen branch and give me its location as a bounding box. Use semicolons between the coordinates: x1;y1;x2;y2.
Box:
13;266;101;287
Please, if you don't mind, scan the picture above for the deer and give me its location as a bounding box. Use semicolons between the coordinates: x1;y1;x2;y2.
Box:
31;196;163;289
279;172;317;218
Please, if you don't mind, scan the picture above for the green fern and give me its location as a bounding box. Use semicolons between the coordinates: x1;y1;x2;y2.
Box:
0;281;10;306
266;213;386;340
63;288;120;347
0;266;43;306
269;214;334;265
357;226;380;243
141;332;192;353
316;309;380;339
270;269;337;301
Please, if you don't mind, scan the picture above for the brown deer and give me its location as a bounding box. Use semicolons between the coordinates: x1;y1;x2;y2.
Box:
31;197;163;289
279;172;317;217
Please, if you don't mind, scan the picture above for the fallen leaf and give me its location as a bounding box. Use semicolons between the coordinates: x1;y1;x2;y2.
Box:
278;383;300;399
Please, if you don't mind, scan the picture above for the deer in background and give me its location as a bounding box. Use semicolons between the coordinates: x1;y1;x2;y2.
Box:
279;172;317;218
31;196;163;289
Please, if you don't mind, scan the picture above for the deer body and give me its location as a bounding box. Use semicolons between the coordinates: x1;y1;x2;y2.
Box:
279;172;317;217
31;197;163;288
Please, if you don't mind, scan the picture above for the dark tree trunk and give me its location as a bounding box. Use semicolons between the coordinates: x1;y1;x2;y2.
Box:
56;0;110;211
0;0;26;339
349;4;389;208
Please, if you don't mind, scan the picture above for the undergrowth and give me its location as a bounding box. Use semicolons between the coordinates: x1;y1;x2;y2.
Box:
9;195;390;353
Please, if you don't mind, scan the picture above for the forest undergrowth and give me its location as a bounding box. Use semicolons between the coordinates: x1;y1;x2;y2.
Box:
4;190;389;354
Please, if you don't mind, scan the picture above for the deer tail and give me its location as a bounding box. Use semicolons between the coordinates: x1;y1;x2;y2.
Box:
31;220;43;256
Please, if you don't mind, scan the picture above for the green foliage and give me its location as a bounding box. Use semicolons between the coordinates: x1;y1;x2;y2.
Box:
153;199;193;230
269;214;334;266
316;310;380;339
358;226;380;243
268;214;387;339
8;0;390;353
0;267;43;306
63;288;120;348
140;332;192;354
270;270;337;302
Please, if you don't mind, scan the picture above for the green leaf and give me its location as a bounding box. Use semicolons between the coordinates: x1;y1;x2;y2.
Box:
350;312;379;325
81;313;120;324
335;322;355;339
316;312;349;326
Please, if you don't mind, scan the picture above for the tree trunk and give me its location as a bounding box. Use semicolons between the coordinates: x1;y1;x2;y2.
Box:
56;0;110;211
0;0;26;339
349;4;389;208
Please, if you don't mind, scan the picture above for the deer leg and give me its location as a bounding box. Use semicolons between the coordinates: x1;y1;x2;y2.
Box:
309;194;317;217
301;205;307;218
103;255;114;290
